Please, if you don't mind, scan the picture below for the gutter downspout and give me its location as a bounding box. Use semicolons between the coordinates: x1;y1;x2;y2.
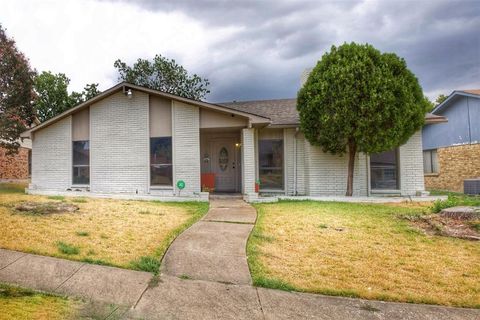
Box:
294;128;299;196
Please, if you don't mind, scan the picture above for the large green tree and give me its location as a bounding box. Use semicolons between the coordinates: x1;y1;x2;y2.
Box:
0;24;36;154
34;71;100;122
297;43;430;196
114;54;210;100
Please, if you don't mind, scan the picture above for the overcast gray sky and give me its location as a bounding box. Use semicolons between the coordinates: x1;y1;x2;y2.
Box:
1;0;479;102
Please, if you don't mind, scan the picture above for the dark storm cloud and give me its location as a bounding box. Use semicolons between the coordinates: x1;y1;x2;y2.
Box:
106;0;480;101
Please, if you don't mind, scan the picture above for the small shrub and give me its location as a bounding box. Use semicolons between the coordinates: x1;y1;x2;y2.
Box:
48;195;65;201
130;256;160;273
318;223;328;229
139;210;151;215
75;231;89;237
57;242;80;255
431;196;459;213
431;194;480;213
179;274;191;280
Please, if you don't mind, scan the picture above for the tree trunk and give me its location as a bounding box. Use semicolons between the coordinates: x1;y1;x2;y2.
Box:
346;143;357;196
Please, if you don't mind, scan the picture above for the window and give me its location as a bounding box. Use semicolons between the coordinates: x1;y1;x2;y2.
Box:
423;149;438;174
73;141;89;185
259;139;284;190
28;149;32;177
150;137;173;186
370;149;399;190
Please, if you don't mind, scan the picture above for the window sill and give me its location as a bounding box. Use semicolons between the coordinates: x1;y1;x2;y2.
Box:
260;189;285;193
424;173;439;177
150;186;174;190
371;189;401;195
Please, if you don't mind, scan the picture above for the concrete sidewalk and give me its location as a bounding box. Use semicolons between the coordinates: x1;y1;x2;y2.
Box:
161;198;256;285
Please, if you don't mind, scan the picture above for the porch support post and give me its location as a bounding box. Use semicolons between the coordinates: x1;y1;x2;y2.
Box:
241;128;258;201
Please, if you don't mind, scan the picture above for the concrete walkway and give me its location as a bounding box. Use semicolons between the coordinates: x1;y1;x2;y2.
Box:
161;198;256;285
0;199;479;319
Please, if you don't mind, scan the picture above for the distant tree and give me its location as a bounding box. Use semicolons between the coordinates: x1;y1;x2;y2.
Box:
34;71;71;122
435;94;448;106
0;24;36;154
68;83;100;109
114;54;210;100
34;71;100;122
298;43;430;196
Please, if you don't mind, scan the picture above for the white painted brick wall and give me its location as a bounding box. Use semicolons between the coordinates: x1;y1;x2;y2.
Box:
295;133;307;195
399;131;425;195
172;101;201;195
304;141;368;196
90;91;149;194
31;116;72;190
284;128;295;195
242;128;256;195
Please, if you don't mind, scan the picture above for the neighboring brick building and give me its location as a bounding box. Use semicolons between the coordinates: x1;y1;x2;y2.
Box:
423;89;480;192
424;143;480;192
0;139;31;181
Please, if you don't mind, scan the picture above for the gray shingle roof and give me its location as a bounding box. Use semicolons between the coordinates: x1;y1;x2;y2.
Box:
219;99;444;126
218;98;298;125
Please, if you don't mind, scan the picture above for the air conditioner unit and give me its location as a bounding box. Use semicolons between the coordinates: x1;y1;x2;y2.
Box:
464;179;480;195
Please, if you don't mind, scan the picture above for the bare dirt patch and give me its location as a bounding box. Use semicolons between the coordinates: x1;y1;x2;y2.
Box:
15;202;79;215
409;207;480;241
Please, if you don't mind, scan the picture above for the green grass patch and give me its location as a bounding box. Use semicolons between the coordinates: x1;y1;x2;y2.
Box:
253;276;297;291
57;241;80;255
71;197;87;203
47;195;65;201
0;183;26;194
81;258;112;266
130;256;160;273
431;194;480;213
75;231;89;237
0;283;80;319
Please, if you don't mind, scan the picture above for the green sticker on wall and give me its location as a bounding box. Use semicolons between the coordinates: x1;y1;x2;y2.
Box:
177;180;186;190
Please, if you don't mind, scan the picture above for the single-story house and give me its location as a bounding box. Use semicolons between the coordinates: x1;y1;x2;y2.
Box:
21;82;441;201
423;89;480;192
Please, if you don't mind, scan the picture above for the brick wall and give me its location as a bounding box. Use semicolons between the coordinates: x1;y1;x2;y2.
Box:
172;101;201;196
399;130;425;196
425;143;480;192
304;141;368;196
90;91;149;194
0;147;29;180
31;116;72;189
242;128;256;195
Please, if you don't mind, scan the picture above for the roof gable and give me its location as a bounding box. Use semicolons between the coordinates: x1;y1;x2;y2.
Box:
432;89;480;114
23;82;271;136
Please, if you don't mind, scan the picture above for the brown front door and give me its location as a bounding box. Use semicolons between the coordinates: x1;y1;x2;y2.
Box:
212;139;237;192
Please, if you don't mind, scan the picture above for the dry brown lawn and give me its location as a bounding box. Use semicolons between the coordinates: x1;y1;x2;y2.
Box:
0;184;208;270
248;201;480;308
0;284;80;320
